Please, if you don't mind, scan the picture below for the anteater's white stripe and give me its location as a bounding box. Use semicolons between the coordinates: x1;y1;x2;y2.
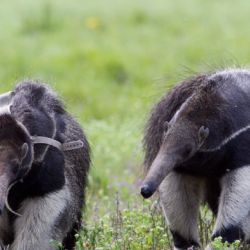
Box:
211;68;250;78
0;105;11;115
200;124;250;152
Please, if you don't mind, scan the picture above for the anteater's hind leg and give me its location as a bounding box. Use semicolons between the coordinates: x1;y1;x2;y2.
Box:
159;172;204;250
62;213;82;250
205;166;250;249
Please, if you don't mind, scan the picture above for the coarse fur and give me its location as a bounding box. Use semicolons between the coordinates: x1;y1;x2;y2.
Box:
143;68;250;249
0;81;90;250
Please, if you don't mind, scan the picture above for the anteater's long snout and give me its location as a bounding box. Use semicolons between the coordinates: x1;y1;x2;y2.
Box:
141;152;176;199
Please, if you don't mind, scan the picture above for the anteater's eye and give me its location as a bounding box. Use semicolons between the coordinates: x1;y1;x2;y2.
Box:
182;144;193;159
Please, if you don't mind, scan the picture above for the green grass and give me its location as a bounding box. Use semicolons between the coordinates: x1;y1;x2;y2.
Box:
1;0;250;249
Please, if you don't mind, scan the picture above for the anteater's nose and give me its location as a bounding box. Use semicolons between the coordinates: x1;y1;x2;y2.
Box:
140;184;154;199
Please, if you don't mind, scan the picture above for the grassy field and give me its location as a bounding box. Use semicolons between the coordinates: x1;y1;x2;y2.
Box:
1;0;250;249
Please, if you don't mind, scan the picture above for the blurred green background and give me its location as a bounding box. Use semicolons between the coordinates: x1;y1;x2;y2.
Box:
1;0;250;248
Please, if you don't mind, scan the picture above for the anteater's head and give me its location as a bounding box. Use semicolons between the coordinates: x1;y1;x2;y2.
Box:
0;114;33;213
141;84;224;199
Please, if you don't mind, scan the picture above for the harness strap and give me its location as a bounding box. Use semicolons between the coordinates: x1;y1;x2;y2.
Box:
62;140;84;151
31;136;83;152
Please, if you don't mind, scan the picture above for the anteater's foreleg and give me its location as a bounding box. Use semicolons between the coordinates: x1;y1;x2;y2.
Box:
10;186;70;250
205;166;250;250
159;172;204;250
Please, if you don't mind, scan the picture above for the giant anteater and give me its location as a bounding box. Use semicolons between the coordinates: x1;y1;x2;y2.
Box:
141;69;250;249
0;81;90;250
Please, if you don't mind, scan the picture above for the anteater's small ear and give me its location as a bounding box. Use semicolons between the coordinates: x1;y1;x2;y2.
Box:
163;121;169;131
21;143;29;160
198;126;209;145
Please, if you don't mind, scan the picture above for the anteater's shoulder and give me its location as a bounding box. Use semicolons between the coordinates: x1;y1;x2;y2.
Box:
13;81;65;114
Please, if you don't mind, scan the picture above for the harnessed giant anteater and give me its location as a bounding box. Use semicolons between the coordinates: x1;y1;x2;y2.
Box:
141;69;250;249
0;81;90;250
